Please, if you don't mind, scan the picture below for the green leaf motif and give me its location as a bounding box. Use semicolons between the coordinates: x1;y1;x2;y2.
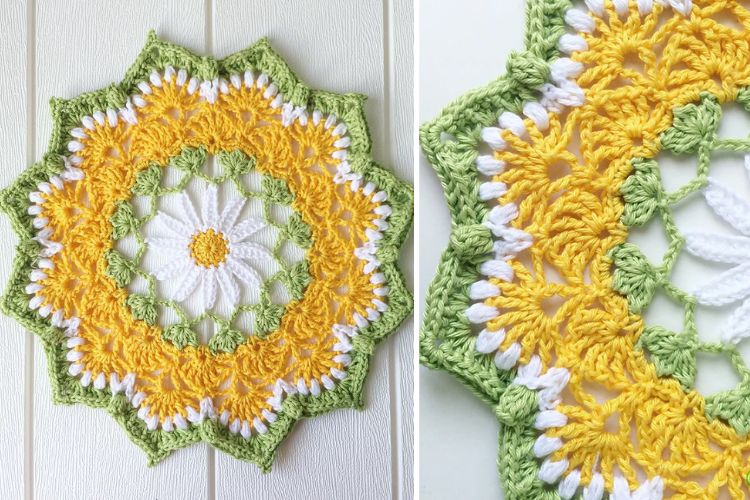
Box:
110;201;138;240
255;302;284;337
208;326;246;353
285;213;312;249
171;146;207;174
639;326;696;390
132;164;162;196
162;323;199;349
262;175;293;205
621;159;663;227
287;261;312;301
661;93;721;154
610;243;662;314
126;294;157;325
104;250;133;287
218;149;255;176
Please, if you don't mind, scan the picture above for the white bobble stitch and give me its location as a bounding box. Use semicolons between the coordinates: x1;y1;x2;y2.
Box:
149;71;162;87
93;111;106;126
67;141;84;153
253;417;268;434
137;82;152;95
229;418;241;434
240;420;251;439
93;372;106;390
132;95;147;108
310;379;321;397
564;8;596;33
106;108;118;127
481;127;507;150
220;411;230;426
312;110;323;125
479;260;514;281
637;0;654;15
498;112;527;137
550;58;584;85
558;470;581;499
66;349;83;362
29;295;44;310
535;410;568;430
333;123;347;137
257;73;269;89
494;343;521;370
475;155;506;176
68;363;83;376
244;70;255;88
584;0;605;16
466;303;499;324
668;0;692;16
70;127;87;139
262;409;277;423
613;476;630;500
558;34;588;54
475;328;505;354
523;101;549;131
187;77;199;95
321;375;335;390
583;473;605;500
174;413;188;430
533;434;563;458
263;83;278;99
469;280;500;300
177;69;188;86
612;0;630;16
81;116;95;130
162;417;174;432
163;66;176;82
80;371;92;387
131;391;146;408
538;458;569;484
479;181;507;201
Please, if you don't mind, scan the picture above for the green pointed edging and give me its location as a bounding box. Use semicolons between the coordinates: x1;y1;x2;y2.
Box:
0;31;413;469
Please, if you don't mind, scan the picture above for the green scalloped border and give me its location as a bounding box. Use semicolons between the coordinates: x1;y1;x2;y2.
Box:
0;31;413;469
419;1;576;498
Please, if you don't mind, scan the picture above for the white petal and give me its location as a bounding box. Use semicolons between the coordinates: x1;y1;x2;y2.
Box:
685;232;750;264
229;217;266;242
153;210;192;237
227;259;262;288
153;259;191;281
147;237;190;251
723;296;750;345
172;265;202;302
203;269;218;310
231;242;274;262
216;264;240;305
693;261;750;306
705;178;750;236
180;192;202;229
218;197;245;233
202;184;219;228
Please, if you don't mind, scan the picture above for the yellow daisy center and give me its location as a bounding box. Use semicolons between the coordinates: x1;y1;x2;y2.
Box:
189;228;229;268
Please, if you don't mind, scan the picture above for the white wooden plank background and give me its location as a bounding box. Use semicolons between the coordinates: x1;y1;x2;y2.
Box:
0;1;413;498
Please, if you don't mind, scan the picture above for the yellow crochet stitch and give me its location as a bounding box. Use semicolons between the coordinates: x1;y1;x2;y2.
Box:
35;75;378;425
482;1;750;497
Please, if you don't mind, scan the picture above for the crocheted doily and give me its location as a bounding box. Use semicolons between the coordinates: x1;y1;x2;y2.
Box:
421;1;750;498
1;32;412;467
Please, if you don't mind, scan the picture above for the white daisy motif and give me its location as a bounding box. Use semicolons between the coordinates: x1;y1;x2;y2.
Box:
685;155;750;345
146;184;273;314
